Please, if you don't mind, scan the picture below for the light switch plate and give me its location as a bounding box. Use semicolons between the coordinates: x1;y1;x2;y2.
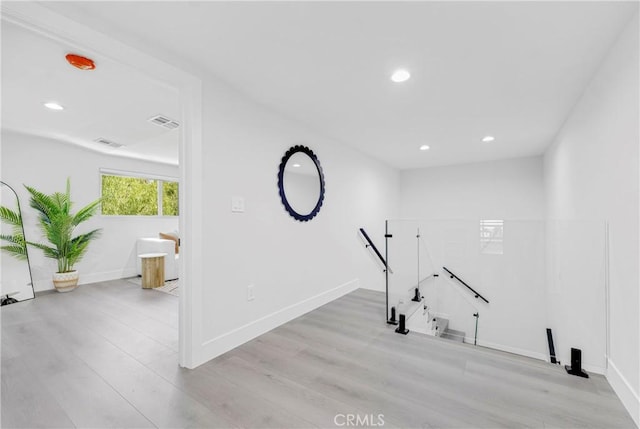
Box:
247;284;255;301
231;196;245;213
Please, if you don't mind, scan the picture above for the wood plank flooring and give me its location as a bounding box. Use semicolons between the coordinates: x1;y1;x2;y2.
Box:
1;279;635;428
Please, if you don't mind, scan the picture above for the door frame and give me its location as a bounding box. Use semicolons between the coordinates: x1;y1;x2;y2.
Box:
1;2;204;368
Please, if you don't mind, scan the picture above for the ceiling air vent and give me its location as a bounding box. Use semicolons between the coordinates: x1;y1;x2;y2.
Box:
94;138;123;148
148;114;180;130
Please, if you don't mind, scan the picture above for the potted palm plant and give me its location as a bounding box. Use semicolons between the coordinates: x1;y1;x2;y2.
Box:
25;179;102;292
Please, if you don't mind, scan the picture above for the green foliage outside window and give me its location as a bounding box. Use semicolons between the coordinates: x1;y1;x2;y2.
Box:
162;181;179;216
101;175;178;216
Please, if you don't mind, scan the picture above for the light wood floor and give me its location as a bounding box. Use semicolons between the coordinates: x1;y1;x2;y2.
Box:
1;279;635;428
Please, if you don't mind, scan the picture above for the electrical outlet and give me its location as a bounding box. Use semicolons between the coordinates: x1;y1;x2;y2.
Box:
231;196;245;213
247;284;255;301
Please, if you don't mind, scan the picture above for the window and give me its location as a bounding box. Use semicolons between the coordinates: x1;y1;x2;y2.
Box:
162;180;179;216
101;171;179;216
480;219;503;255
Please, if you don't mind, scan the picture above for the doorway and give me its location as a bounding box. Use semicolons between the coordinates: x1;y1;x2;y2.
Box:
1;3;203;368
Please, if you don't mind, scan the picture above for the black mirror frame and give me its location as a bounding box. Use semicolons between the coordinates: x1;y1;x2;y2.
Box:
277;145;325;222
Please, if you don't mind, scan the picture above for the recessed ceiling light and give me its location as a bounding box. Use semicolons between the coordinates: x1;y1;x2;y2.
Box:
292;163;301;168
44;102;64;111
482;136;495;142
391;69;411;83
419;145;430;151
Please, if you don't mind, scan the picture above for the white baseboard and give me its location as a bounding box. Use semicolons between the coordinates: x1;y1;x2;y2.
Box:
580;363;606;375
195;278;360;368
79;268;137;285
33;279;54;293
360;283;384;292
470;337;549;363
33;268;137;292
554;351;607;375
607;358;640;427
465;340;606;375
565;362;606;375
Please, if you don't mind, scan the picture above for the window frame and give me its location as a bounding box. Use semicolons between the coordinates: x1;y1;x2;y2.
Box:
99;168;179;218
479;219;504;255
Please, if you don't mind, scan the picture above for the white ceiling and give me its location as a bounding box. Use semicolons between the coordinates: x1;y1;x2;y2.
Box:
6;2;638;170
1;20;180;165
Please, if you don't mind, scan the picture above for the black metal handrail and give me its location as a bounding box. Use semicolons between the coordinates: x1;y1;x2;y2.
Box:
406;273;439;292
359;228;388;270
442;266;489;304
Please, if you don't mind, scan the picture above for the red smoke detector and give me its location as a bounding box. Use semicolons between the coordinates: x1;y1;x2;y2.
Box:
65;53;95;70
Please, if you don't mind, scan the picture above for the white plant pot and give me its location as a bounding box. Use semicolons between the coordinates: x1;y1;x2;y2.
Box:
53;270;79;292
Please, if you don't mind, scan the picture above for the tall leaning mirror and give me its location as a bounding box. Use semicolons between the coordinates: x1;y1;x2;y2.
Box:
0;181;35;305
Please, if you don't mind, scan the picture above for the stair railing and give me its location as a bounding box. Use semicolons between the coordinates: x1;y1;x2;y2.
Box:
442;266;490;304
407;273;439;301
358;228;391;273
473;313;479;345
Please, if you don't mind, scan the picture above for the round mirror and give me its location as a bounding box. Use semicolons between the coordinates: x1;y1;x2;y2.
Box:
277;145;325;222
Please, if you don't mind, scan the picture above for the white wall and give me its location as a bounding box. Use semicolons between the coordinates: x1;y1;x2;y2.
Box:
544;220;608;373
544;12;639;426
395;156;547;359
1;130;179;291
387;217;547;362
8;12;635;425
197;76;399;360
400;156;545;220
0;3;400;371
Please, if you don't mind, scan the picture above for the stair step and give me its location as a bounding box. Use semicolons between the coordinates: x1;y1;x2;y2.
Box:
441;328;465;343
434;317;448;334
401;298;424;320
